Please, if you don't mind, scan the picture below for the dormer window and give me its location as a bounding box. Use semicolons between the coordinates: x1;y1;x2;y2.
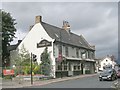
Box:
79;41;82;44
55;33;59;38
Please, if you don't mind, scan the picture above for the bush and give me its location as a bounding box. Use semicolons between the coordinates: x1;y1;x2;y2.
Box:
3;75;12;79
85;70;91;74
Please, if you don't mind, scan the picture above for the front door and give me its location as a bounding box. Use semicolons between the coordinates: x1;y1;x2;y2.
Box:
68;62;73;76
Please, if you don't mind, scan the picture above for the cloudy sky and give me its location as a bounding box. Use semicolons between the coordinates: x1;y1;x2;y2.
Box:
1;2;118;60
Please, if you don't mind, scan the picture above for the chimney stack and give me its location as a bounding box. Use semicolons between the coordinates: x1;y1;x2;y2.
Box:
35;16;42;24
62;21;71;33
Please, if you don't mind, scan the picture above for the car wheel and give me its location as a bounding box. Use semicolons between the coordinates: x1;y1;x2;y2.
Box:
99;78;102;81
111;77;114;81
115;76;118;80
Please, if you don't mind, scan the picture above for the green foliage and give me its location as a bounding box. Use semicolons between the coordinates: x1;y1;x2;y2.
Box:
12;45;30;67
12;45;41;75
3;75;12;79
1;10;17;67
40;47;51;76
11;45;30;75
19;45;30;66
33;63;41;74
22;66;30;75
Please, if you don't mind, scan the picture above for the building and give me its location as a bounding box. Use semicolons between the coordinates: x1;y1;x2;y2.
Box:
10;16;96;78
98;55;117;71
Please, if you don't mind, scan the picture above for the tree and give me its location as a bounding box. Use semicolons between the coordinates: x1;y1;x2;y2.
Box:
12;45;41;75
0;10;2;67
1;10;17;67
40;47;51;76
19;45;30;66
12;45;30;75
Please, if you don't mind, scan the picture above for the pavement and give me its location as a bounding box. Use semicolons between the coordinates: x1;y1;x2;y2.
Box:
2;73;97;88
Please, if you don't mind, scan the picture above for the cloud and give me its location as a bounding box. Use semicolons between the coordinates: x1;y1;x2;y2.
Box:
2;2;118;59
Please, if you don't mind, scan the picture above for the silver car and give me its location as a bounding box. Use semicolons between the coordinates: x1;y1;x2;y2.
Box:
99;69;117;81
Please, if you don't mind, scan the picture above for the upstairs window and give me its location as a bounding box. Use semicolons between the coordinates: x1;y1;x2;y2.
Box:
76;48;79;58
65;46;69;57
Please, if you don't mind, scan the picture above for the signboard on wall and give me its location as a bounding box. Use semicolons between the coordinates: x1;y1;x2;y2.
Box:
3;69;14;76
37;39;52;48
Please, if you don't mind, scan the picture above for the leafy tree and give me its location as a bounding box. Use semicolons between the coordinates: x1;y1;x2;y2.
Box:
0;10;2;67
12;45;41;75
32;63;41;74
19;45;30;66
12;45;30;66
1;10;17;67
40;47;51;76
12;45;30;75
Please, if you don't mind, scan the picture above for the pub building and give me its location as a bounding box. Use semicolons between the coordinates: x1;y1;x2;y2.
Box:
10;16;96;78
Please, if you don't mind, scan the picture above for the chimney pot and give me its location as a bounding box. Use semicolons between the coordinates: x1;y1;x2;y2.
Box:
35;16;42;24
62;21;71;33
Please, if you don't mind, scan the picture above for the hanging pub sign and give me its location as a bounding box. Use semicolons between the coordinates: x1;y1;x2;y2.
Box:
37;39;52;48
57;53;62;62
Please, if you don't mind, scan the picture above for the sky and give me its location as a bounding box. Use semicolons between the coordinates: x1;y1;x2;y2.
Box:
1;1;119;60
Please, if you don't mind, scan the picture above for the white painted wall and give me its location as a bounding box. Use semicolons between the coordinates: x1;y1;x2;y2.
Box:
99;57;116;71
17;23;56;78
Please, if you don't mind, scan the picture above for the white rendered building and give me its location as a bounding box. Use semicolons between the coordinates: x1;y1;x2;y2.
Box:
10;16;96;78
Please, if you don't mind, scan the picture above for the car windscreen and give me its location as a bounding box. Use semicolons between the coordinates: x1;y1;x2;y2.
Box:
102;70;112;75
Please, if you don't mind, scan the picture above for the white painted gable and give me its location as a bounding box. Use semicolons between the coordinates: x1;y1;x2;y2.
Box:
18;23;54;63
99;57;116;71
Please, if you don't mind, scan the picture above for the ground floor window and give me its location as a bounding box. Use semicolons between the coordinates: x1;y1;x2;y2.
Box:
56;61;82;71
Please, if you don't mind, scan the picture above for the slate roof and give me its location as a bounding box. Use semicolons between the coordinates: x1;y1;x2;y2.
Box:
41;22;95;50
7;40;22;51
7;45;18;51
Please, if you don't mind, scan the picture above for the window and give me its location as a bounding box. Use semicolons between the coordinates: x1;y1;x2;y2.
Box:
65;46;69;57
88;51;90;59
82;53;86;59
55;33;59;38
59;45;62;53
58;65;61;70
81;49;86;59
64;63;68;71
79;41;82;44
91;51;94;59
78;65;80;70
74;66;77;71
76;48;79;58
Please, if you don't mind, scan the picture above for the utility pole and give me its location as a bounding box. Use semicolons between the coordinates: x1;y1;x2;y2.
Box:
31;53;33;85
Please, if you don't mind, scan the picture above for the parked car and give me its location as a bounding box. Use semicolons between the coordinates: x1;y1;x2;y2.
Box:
117;69;120;78
99;69;117;81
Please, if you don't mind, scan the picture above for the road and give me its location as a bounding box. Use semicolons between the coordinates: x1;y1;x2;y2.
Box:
29;75;118;88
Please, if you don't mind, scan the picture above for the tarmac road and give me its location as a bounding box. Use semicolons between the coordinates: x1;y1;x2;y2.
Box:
29;75;118;88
